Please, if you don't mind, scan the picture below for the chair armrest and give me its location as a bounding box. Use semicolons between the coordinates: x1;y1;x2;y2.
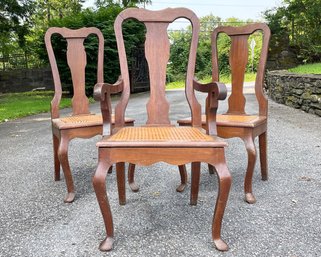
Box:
208;82;227;108
93;76;124;101
193;79;227;100
93;76;124;135
193;79;228;136
50;93;62;119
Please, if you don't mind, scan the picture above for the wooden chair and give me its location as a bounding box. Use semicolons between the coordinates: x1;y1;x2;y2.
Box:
45;27;134;203
177;24;271;204
93;8;232;252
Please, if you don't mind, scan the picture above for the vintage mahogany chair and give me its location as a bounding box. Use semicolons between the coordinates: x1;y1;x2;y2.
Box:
93;8;232;252
177;24;271;204
45;27;134;203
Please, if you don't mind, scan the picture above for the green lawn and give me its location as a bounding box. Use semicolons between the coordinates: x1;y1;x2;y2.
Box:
166;72;257;90
0;72;258;122
288;63;321;74
0;91;71;122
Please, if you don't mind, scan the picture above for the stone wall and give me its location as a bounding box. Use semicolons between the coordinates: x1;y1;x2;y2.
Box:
0;68;54;93
265;70;321;117
266;34;299;70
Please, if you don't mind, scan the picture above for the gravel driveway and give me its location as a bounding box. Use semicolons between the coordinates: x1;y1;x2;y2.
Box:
0;89;320;257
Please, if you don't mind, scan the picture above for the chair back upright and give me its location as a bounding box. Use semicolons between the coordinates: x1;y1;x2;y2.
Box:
211;24;271;116
45;27;104;118
113;8;202;130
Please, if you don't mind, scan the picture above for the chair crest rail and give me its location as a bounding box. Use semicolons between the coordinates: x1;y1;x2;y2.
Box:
113;7;202;128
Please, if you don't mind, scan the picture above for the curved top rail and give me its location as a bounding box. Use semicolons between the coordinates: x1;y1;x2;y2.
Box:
115;7;198;23
113;7;202;128
211;23;271;116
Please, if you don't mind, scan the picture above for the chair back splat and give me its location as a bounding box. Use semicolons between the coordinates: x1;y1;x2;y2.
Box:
177;23;271;205
45;27;104;118
212;24;271;116
112;8;202;129
92;8;232;252
45;27;135;204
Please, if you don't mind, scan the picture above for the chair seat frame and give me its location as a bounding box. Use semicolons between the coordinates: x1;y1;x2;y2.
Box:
176;23;271;204
93;8;232;252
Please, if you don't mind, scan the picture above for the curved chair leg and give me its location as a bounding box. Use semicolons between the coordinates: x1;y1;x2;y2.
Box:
116;162;126;205
53;133;60;181
242;135;257;204
190;162;201;205
93;159;114;251
58;135;75;203
128;163;139;192
176;165;187;192
208;164;215;174
259;131;268;181
211;161;231;252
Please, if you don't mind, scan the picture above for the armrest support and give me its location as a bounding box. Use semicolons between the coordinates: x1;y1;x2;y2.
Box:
50;93;62;119
207;81;227;108
193;79;227;136
207;81;227;136
93;76;124;135
193;79;227;100
94;76;124;101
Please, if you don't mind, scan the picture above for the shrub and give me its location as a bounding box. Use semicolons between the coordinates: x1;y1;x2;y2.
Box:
38;5;145;95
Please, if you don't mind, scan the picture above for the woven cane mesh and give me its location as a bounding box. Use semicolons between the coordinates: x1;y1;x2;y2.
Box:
217;114;260;123
108;127;213;142
59;115;102;123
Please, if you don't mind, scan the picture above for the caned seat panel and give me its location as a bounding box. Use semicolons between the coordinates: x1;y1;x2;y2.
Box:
52;114;134;130
178;114;266;128
97;127;227;148
216;114;266;127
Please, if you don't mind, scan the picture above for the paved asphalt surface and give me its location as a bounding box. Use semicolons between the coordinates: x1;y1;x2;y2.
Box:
0;88;321;257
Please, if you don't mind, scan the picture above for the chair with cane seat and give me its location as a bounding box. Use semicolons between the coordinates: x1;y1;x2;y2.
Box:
45;27;134;203
92;8;232;252
177;23;271;204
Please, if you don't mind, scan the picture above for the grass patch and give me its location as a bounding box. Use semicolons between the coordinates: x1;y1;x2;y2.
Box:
0;72;257;122
166;72;257;90
288;63;321;74
0;91;71;122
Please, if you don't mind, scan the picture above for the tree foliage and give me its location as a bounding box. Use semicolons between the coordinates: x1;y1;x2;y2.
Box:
34;0;84;24
168;15;261;81
95;0;151;8
0;0;34;52
37;5;145;95
168;15;221;81
0;0;85;67
264;0;321;63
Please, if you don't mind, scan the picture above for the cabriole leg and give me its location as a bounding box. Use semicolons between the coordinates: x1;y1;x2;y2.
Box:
242;135;257;204
211;161;231;251
93;157;114;251
58;135;75;203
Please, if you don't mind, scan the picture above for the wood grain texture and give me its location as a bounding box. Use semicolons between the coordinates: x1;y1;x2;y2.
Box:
45;27;134;203
227;35;248;114
94;8;231;252
178;23;271;204
145;22;170;125
178;114;266;128
66;38;90;115
45;27;104;119
212;23;271;116
114;7;201;128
